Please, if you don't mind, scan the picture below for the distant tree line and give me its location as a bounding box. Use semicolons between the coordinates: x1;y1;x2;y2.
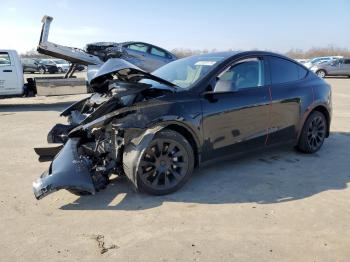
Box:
285;46;350;59
171;46;350;59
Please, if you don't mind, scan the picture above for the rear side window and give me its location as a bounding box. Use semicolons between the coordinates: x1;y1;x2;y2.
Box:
150;47;166;57
0;52;11;66
344;59;350;64
297;65;308;79
126;43;149;53
269;56;307;84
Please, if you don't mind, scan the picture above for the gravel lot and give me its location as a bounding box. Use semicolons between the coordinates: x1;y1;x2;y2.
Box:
0;77;349;262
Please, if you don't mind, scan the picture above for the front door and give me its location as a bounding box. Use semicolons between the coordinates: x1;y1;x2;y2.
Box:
0;52;19;95
200;57;270;161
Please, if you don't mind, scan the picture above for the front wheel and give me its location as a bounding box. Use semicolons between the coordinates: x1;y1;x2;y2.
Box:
58;67;63;73
39;67;45;74
316;70;326;78
297;111;327;153
136;130;194;195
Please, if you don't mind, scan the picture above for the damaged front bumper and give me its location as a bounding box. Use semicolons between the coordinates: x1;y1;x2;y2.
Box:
33;138;96;200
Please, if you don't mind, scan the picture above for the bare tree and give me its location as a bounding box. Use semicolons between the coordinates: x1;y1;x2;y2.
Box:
286;46;350;59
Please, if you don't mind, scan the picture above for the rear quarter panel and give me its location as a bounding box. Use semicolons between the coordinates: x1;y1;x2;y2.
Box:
297;74;332;140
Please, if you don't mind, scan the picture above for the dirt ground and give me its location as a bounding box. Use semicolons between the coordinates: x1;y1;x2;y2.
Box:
0;78;349;262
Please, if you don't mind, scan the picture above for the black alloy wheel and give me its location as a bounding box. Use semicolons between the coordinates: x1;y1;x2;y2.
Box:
137;130;194;195
298;111;327;153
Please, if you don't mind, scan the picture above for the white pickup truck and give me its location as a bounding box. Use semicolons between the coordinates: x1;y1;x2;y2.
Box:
0;50;33;97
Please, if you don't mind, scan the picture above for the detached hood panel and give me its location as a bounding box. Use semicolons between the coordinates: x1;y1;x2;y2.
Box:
90;58;143;83
89;58;176;88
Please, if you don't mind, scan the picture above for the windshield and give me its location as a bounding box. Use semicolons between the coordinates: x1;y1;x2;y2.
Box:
144;55;227;89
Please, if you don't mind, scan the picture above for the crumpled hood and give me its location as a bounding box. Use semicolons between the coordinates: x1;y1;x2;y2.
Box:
88;58;176;88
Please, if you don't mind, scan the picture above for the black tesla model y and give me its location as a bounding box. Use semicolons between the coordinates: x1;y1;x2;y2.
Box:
33;51;332;199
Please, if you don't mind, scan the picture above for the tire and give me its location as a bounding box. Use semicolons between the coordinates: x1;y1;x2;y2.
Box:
297;111;327;153
58;67;63;73
26;90;35;97
137;129;194;195
316;70;326;78
39;67;45;74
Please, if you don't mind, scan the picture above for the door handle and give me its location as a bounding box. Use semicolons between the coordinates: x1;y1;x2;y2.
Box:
3;70;12;72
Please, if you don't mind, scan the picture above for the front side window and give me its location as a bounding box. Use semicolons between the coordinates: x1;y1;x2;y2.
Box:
214;57;264;92
269;56;306;84
344;59;350;64
150;47;166;57
126;43;149;53
0;52;11;66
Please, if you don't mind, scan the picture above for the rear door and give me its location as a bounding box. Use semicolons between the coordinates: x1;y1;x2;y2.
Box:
266;56;308;144
0;52;19;95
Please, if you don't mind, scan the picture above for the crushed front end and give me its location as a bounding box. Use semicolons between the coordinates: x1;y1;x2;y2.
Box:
33;58;176;200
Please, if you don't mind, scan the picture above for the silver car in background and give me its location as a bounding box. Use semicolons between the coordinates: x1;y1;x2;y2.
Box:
85;41;177;72
303;56;343;69
310;58;350;78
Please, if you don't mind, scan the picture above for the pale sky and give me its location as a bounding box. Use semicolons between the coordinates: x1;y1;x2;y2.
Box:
1;0;349;54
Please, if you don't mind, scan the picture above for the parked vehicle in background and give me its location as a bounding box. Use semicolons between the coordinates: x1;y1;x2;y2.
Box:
75;64;86;71
21;58;46;74
310;58;350;78
0;50;35;96
304;56;343;69
52;59;70;73
37;15;177;82
37;59;59;74
86;41;177;72
295;59;308;64
41;59;70;73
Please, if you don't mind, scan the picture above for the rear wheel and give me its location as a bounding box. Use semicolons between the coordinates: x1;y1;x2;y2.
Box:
297;111;327;153
316;70;326;78
137;130;194;195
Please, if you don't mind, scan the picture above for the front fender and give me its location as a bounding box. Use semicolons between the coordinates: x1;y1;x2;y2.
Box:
122;119;202;189
123;125;164;189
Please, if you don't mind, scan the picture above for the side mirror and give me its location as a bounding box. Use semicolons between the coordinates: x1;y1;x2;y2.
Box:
214;79;238;93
